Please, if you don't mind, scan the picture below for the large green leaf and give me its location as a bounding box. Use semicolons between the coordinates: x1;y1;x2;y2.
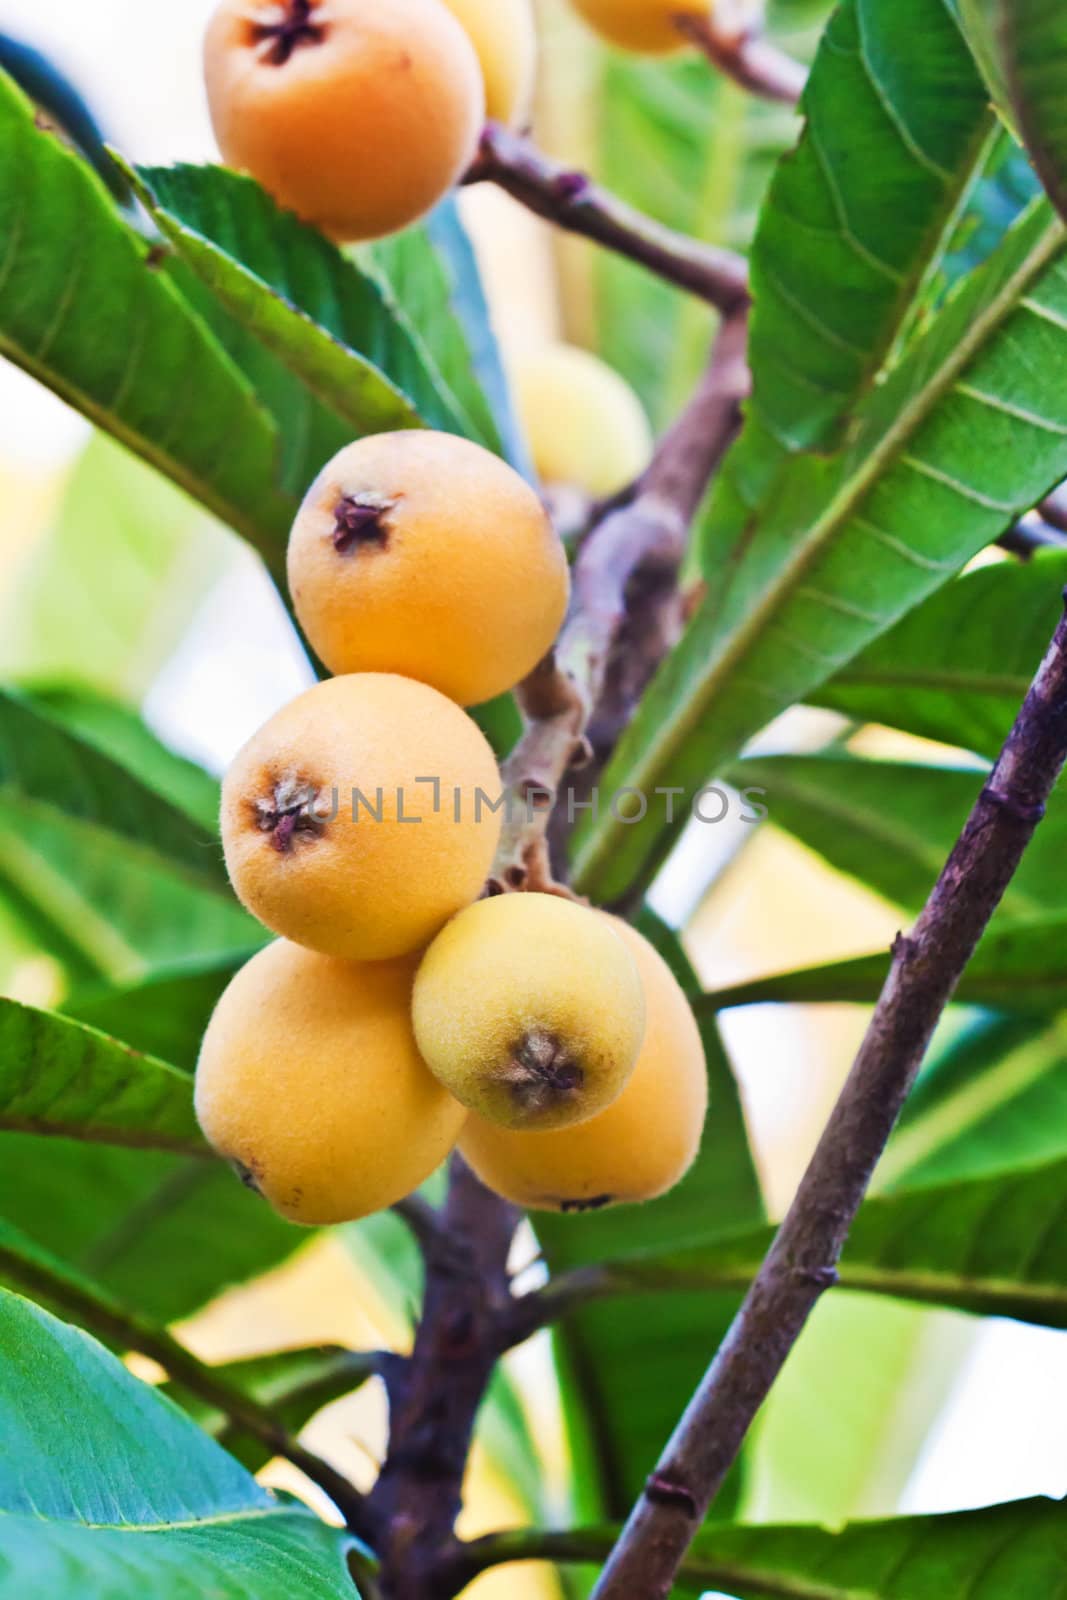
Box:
0;996;204;1154
0;1289;362;1598
585;1152;1067;1329
63;955;246;1073
0;688;255;981
368;211;509;456
702;910;1067;1012
0;437;226;704
877;1011;1067;1189
735;752;1067;914
539;917;763;1519
572;196;1067;900
131;162;470;448
812;549;1067;758
0;69;294;569
702;0;995;604
165;1345;379;1473
506;1497;1067;1596
961;0;1067;222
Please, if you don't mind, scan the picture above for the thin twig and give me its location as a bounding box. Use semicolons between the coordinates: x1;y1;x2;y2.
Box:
0;1233;374;1537
464;122;750;315
591;590;1067;1599
675;8;807;104
1039;487;1067;533
443;1523;756;1593
492;311;750;894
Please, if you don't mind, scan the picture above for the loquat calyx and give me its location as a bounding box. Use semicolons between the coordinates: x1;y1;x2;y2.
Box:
195;940;466;1225
220;673;501;961
412;893;646;1131
460;914;708;1211
204;0;485;241
512;342;653;498
569;0;714;56
287;432;570;707
440;0;538;128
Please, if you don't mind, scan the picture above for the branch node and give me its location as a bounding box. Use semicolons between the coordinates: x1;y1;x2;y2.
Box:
644;1472;699;1519
980;786;1047;826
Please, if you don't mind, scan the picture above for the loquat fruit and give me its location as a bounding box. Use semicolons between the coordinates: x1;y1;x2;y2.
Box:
203;0;485;241
512;342;653;498
569;0;713;56
287;432;570;706
440;0;538;127
220;673;501;960
195;940;466;1224
460;915;708;1210
412;893;646;1131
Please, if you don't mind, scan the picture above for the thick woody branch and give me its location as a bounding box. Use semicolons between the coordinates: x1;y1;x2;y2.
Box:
464;122;750;315
675;8;807;105
591;592;1067;1600
492;312;750;894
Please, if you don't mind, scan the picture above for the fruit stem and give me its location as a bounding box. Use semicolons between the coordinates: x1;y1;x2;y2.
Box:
252;0;324;67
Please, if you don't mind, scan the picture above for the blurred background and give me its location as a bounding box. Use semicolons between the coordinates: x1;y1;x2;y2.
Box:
0;0;1064;1591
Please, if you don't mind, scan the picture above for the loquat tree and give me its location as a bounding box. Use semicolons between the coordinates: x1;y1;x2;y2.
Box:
2;2;1067;1598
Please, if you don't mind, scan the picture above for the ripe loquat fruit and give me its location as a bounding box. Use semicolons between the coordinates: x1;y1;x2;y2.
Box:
220;673;501;960
412;893;646;1131
512;342;653;498
204;0;485;241
460;915;708;1210
569;0;713;56
195;940;466;1225
287;432;570;706
440;0;538;127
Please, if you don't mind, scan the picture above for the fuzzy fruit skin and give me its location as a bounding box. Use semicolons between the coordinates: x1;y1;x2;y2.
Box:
203;0;485;241
195;940;466;1225
440;0;538;126
221;673;501;960
287;432;570;706
413;893;646;1131
569;0;713;55
513;343;653;497
460;916;708;1210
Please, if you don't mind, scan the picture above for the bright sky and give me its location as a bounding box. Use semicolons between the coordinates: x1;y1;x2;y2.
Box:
2;0;1067;1541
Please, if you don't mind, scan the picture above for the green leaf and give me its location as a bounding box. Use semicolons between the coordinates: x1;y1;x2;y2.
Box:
540;919;762;1520
702;910;1067;1012
961;0;1067;223
0;70;295;571
62;954;246;1073
131;161;469;446
877;1011;1067;1189
0;1289;362;1598
165;1346;379;1473
702;0;995;596
812;549;1067;759
0;1140;299;1325
0;435;228;732
368;213;508;456
735;752;1067;914
588;1151;1067;1329
501;1497;1067;1596
0;688;255;981
572;196;1067;901
0;996;205;1154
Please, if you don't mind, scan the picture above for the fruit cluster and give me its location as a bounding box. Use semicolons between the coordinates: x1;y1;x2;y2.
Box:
196;427;707;1225
196;0;710;1228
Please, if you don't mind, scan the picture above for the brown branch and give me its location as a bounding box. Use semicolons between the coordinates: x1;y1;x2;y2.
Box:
365;1157;521;1598
591;590;1067;1599
0;1231;375;1539
675;8;807;104
463;122;750;315
492;311;750;896
998;517;1067;559
1039;486;1067;533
